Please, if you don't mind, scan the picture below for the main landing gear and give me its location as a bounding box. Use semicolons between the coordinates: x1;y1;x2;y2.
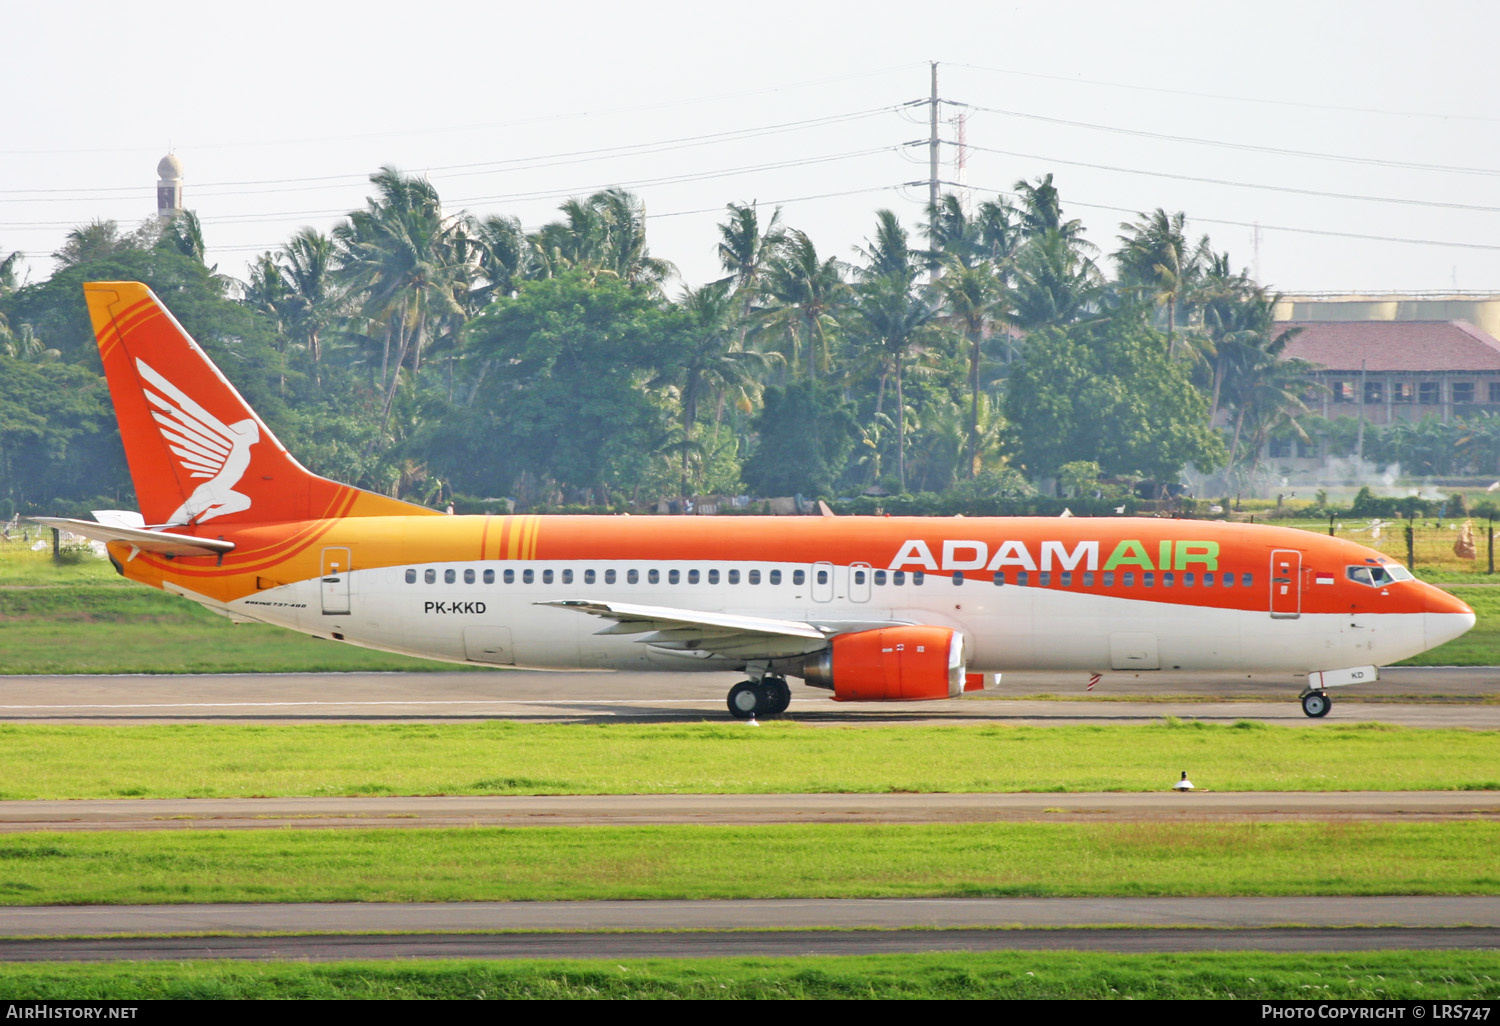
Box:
1300;689;1332;718
727;676;792;719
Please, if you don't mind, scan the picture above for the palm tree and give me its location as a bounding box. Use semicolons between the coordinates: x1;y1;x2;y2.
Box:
935;254;1006;477
52;220;129;267
844;272;940;491
334;167;470;426
277;228;339;383
1114;209;1202;354
716;202;784;347
529;189;673;288
1014;174;1089;245
157;211;208;265
663;280;775;494
756;230;847;381
1010;229;1103;331
0;247;22;295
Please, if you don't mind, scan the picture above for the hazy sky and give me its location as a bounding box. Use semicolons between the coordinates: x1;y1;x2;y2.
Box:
7;0;1500;296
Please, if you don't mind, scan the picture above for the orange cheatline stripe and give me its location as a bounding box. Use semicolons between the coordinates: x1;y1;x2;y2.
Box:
479;515;491;559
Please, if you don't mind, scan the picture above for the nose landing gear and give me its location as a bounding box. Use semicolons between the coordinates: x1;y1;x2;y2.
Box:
727;676;792;719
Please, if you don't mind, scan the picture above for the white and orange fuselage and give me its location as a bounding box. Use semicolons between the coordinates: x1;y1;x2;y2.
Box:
43;283;1475;717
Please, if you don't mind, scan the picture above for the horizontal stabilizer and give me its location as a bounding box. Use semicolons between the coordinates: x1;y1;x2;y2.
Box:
30;517;236;557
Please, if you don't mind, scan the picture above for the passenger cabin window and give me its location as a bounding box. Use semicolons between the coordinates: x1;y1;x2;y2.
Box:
504;569;515;584
627;569;638;584
952;571;964;585
464;569;475;584
668;569;680;585
648;569;659;584
892;571;906;585
912;571;924;586
1122;572;1134;586
523;569;534;584
875;570;888;586
1222;573;1233;588
1016;571;1029;586
728;569;740;584
748;569;761;585
793;570;806;586
1162;572;1175;587
584;569;596;584
1038;572;1051;587
1101;572;1113;586
993;572;1005;586
689;569;700;584
444;569;456;584
1241;573;1253;587
483;569;495;584
1143;573;1155;587
543;569;554;584
708;569;720;584
769;570;781;585
1083;572;1095;587
1059;572;1071;587
405;569;416;584
562;569;573;584
1203;573;1214;587
605;569;617;584
816;569;829;585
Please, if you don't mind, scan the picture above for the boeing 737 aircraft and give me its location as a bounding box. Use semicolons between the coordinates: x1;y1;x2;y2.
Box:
38;283;1475;719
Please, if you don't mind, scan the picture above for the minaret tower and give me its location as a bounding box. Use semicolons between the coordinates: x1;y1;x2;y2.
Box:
156;153;183;220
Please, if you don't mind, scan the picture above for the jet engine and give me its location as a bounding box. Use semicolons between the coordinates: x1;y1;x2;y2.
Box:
801;625;965;701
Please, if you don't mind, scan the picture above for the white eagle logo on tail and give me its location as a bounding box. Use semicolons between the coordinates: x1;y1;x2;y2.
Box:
137;359;259;525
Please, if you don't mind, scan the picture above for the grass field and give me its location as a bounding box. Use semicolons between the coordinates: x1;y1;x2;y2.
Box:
0;720;1495;798
0;821;1495;904
1;951;1494;1000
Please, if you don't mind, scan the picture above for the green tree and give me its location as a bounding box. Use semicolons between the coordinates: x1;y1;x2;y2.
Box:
1005;317;1223;489
461;271;687;503
741;380;858;497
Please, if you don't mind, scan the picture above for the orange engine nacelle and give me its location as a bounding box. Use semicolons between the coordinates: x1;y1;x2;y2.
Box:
801;625;966;701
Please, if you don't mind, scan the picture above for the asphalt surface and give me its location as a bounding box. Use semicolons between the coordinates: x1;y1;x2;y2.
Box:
0;666;1495;726
0;791;1495;832
4;928;1496;961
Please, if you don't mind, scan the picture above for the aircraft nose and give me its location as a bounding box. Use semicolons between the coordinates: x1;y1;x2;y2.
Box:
1424;585;1476;650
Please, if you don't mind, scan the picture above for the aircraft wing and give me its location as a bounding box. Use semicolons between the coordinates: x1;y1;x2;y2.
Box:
30;517;235;557
538;599;903;660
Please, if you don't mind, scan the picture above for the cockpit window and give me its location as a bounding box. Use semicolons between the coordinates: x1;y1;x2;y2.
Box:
1348;564;1407;587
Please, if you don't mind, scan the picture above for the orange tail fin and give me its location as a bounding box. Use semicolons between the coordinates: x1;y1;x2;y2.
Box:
85;281;436;526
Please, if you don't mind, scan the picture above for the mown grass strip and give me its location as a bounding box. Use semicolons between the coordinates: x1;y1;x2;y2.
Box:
0;721;1494;799
0;822;1496;905
0;950;1497;999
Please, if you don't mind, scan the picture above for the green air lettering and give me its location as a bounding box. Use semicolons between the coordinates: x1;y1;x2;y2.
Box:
1158;540;1173;571
1102;539;1153;571
1174;541;1219;570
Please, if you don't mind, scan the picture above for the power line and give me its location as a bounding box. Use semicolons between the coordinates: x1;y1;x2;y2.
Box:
965;104;1500;178
969;182;1500;253
0;62;925;158
952;61;1500;125
959;142;1500;214
0;106;902;200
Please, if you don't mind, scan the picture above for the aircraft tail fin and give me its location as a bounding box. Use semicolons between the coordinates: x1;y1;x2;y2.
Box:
84;281;437;526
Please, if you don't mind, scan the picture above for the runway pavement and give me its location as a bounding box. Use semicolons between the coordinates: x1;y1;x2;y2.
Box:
0;666;1495;726
0;791;1495;832
4;900;1499;960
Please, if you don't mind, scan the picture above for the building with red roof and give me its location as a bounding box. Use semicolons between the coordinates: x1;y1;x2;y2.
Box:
1279;319;1500;425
